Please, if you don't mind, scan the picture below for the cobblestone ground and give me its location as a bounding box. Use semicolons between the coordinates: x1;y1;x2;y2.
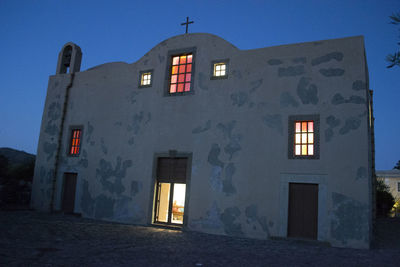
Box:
0;210;399;267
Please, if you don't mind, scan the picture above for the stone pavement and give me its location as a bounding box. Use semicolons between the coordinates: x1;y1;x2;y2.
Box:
0;211;399;266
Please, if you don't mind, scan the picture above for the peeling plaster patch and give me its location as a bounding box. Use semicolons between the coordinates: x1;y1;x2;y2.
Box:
208;144;224;192
208;144;225;168
130;91;139;105
158;54;165;63
280;92;299;108
217;121;242;159
296;77;318;105
221;207;243;236
192;120;211;134
223;163;236;196
114;122;122;127
339;117;361;135
245;205;270;235
48;102;62;121
127;111;151;134
96;157;133;195
209;166;223;192
198;72;209;90
325;115;341;143
94;194;115;219
267;59;283;65
319;68;345;77
352;80;367;91
114;196;144;223
43;142;57;161
278;65;305;77
331;192;368;245
311;52;343;66
262;114;283;135
100;138;108;155
217;121;236;139
44;123;58;136
224;136;242;160
231;91;249;107
326;115;340;128
191;201;223;230
331;94;345;105
356;167;367;180
131;180;142;196
143;59;149;66
250;79;263;92
128;137;135;146
331;94;366;105
81;180;94;216
292;57;307;64
232;70;242;79
325;128;334;142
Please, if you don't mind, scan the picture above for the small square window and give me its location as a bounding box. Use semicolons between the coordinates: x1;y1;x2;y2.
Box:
139;70;153;88
69;129;82;156
288;115;320;159
210;59;229;80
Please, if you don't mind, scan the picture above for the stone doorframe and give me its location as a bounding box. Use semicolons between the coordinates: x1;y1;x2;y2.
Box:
279;173;328;242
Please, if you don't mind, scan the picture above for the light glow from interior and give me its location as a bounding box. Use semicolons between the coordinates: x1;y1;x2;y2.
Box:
294;121;314;156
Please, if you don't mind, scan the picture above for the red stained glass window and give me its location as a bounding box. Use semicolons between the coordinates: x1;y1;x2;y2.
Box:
169;53;193;93
294;121;314;156
69;129;82;155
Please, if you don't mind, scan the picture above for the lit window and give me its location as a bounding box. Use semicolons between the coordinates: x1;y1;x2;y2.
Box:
169;54;193;93
214;63;226;77
141;72;151;86
294;121;314;156
139;70;153;88
288;115;319;159
69;129;82;155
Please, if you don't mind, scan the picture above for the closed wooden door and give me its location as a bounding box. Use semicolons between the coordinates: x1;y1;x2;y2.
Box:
288;183;318;239
62;173;77;213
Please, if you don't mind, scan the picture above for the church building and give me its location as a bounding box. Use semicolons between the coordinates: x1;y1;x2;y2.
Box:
31;32;374;249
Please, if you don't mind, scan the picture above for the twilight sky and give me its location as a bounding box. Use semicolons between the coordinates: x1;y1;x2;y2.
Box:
0;0;399;170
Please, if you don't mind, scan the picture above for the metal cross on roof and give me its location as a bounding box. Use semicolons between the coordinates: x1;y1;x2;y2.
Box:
181;17;194;34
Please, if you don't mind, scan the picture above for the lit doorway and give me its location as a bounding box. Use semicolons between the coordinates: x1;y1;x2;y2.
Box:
154;157;187;225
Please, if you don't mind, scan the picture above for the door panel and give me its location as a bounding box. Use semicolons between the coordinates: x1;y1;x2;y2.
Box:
62;173;77;213
288;183;318;239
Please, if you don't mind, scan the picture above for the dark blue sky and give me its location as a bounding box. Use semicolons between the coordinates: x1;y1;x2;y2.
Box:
0;0;399;170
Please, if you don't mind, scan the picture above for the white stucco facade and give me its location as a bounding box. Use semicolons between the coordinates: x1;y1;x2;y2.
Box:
31;33;374;249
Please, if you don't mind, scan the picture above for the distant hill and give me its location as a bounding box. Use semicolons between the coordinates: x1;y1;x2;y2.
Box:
0;147;35;166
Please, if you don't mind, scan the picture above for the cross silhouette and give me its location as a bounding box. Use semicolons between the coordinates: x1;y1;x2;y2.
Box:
181;17;194;34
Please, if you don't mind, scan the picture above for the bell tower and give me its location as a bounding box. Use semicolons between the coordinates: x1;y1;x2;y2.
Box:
56;42;82;74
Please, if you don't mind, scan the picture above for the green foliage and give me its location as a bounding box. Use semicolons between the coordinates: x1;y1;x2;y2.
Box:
394;160;400;170
387;12;400;68
376;179;395;217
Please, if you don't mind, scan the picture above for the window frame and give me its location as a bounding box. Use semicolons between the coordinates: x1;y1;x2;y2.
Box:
288;115;320;159
67;126;83;157
210;59;229;80
138;69;153;88
164;47;196;96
